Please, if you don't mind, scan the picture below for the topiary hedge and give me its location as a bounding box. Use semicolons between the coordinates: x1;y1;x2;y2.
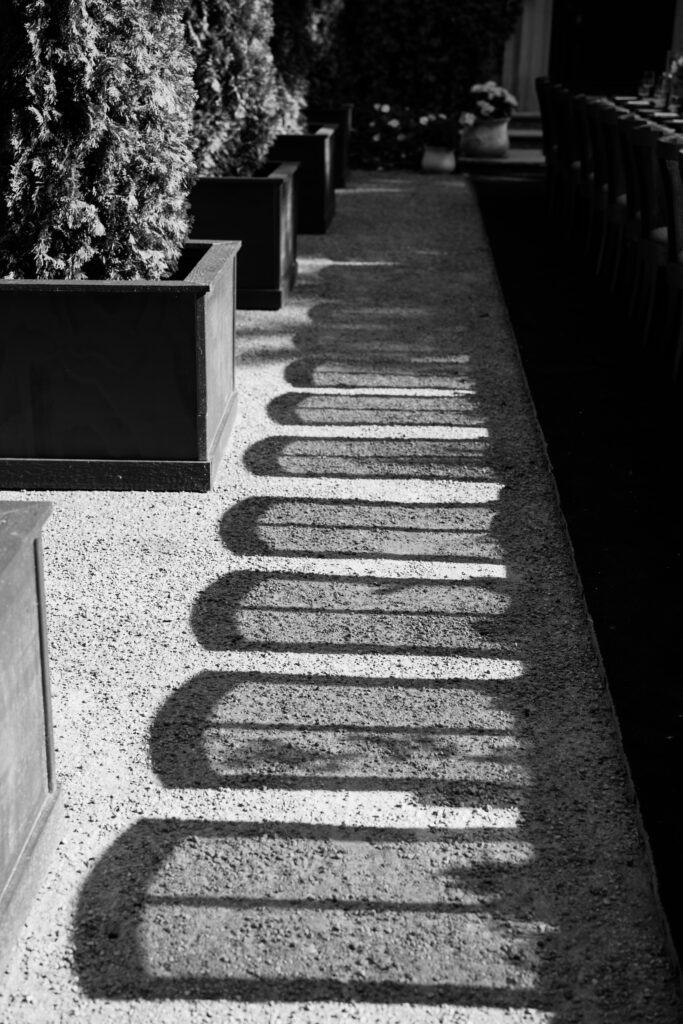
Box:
0;0;195;281
270;0;345;130
184;0;282;176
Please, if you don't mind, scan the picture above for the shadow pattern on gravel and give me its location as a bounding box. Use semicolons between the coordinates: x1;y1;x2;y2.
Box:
73;176;678;1020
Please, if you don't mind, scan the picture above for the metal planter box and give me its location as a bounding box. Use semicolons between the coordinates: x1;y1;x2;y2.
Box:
267;127;336;234
308;103;353;187
0;502;62;977
189;163;298;311
0;240;240;492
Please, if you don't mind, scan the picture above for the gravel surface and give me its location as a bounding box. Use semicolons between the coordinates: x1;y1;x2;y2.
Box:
1;170;681;1023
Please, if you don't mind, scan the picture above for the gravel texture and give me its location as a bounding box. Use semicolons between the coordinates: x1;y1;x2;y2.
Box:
1;171;682;1023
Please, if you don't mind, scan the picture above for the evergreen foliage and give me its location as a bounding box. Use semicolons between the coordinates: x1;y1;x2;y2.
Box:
184;0;281;176
270;0;345;130
0;0;195;280
316;0;523;114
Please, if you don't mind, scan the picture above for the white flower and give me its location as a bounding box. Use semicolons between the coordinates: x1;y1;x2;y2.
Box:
476;99;495;116
459;111;476;127
372;133;381;141
380;103;391;113
388;118;400;128
418;115;429;126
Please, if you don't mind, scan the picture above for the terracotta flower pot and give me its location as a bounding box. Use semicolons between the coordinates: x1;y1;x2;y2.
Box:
460;118;510;158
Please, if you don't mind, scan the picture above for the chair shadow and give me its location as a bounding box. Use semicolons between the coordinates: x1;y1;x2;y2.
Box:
219;497;503;562
150;670;528;811
284;357;474;390
243;436;496;480
190;570;518;656
73;817;550;1007
267;392;486;427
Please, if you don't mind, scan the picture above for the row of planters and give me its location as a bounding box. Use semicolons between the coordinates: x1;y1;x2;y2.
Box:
0;0;350;494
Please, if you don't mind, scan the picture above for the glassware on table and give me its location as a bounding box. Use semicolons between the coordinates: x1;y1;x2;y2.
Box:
638;70;656;97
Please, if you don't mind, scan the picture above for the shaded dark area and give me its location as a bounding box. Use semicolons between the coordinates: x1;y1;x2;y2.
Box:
549;0;675;95
472;170;683;959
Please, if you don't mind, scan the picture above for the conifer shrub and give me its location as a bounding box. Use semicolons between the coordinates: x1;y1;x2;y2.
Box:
0;0;195;280
184;0;282;176
270;0;345;130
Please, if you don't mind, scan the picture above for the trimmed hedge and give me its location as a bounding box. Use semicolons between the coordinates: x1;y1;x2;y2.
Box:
271;0;345;129
0;0;195;280
185;0;282;176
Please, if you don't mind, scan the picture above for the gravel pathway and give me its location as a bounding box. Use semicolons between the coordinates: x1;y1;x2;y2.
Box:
1;171;682;1023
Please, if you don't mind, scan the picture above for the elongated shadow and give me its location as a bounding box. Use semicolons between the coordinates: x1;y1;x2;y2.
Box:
151;670;527;803
244;436;496;480
190;571;518;655
268;392;486;427
220;497;502;561
74;818;549;1006
285;357;474;389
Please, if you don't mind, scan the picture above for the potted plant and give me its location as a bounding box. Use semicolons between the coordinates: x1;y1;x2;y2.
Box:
185;0;298;309
268;0;340;233
419;113;457;173
0;0;239;492
307;102;354;187
0;502;62;976
458;81;518;158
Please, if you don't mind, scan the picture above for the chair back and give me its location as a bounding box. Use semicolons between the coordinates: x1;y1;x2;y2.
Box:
617;113;644;222
573;94;594;189
631;121;670;237
599;103;626;204
552;85;580;172
657;133;683;261
535;76;556;158
584;98;611;198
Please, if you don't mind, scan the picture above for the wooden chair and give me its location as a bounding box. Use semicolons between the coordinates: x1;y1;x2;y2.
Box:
536;76;560;220
548;84;582;239
615;112;646;306
598;101;629;293
572;94;597;256
584;97;613;276
655;133;683;379
629;120;673;349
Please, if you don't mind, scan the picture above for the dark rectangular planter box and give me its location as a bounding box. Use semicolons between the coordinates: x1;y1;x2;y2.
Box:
189;162;298;311
0;501;62;977
308;103;353;187
267;127;336;234
0;240;240;492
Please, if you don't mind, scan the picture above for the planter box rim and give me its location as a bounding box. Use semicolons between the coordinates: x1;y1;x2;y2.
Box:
276;126;335;140
0;501;52;577
196;162;300;186
0;240;241;296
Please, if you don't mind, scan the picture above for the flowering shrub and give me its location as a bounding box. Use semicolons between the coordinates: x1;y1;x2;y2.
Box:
351;103;421;169
459;80;517;126
352;104;455;168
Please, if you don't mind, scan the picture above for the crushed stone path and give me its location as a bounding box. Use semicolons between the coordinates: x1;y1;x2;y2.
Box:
1;171;682;1024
